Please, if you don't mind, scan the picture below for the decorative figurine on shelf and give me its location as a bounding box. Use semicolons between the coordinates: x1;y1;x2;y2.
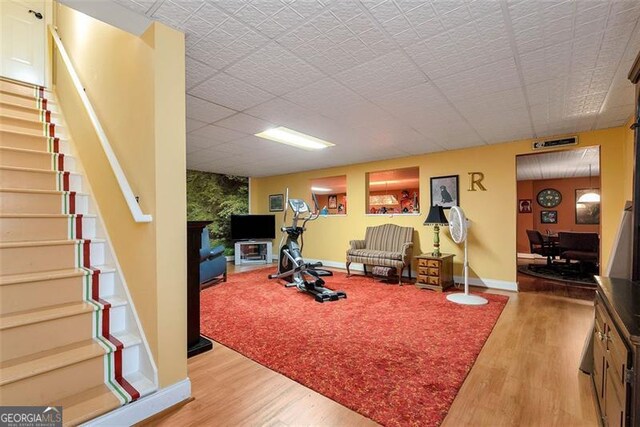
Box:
413;191;419;213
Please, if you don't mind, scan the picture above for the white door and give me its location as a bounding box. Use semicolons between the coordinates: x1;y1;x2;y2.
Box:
0;0;46;86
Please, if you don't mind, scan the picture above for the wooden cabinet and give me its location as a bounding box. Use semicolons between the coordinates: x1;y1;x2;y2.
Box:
593;277;639;427
415;253;454;292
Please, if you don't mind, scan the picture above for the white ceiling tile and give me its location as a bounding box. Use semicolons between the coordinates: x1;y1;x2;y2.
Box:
272;6;306;30
112;0;156;14
283;77;365;111
324;0;363;22
185;56;217;89
151;0;191;25
287;0;325;18
234;4;269;27
214;113;274;134
345;13;378;34
186;118;208;133
367;0;401;23
334;51;426;98
186;95;237;123
255;0;289;16
196;3;231;24
188;73;275;111
116;0;638;177
190;124;248;142
439;4;473;30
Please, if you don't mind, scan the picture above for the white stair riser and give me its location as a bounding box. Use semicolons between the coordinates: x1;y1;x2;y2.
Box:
122;345;140;377
110;304;128;335
0;168;82;191
100;272;115;297
0;191;88;215
0;354;104;406
0;216;96;242
0;311;94;363
0;241;105;275
0;150;75;171
0;270;114;315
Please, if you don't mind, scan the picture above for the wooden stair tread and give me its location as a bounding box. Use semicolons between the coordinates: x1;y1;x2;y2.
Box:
0;268;85;285
0;213;95;218
0;146;62;156
0;114;54;128
0;238;105;249
0;165;79;175
0;265;114;286
51;384;121;427
0;100;55;115
0;129;65;142
0;188;86;196
0;339;105;386
0;301;95;330
0;78;52;96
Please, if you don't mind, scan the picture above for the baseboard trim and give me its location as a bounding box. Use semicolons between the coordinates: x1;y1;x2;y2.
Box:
83;378;191;426
280;258;519;291
455;276;518;292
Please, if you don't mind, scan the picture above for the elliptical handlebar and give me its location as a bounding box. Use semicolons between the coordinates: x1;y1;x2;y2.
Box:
282;188;289;227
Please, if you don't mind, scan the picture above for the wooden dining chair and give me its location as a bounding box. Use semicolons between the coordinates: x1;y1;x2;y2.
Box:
526;229;559;265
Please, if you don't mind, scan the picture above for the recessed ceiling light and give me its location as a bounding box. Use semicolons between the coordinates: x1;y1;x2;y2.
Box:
255;127;335;150
311;186;332;192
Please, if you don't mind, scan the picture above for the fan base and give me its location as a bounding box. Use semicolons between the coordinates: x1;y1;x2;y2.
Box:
446;293;488;305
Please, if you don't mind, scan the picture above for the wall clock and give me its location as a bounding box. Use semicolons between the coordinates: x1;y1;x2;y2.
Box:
537;188;562;208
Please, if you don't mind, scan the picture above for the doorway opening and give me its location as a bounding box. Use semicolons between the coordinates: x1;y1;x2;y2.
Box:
515;146;601;298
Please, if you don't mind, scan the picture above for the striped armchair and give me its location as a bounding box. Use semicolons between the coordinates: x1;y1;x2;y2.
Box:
346;224;414;284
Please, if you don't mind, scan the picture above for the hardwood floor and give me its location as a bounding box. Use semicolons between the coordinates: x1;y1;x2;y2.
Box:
149;263;598;426
517;256;597;300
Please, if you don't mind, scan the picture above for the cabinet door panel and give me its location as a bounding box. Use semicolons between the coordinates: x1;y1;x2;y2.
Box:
605;363;626;427
594;326;606;402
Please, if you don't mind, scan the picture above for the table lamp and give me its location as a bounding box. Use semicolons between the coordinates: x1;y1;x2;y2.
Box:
424;205;448;257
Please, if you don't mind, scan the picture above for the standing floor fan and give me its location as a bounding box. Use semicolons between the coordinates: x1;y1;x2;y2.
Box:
446;206;488;306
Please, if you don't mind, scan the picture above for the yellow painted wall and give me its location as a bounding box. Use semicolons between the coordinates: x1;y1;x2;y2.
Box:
251;127;628;285
53;4;186;387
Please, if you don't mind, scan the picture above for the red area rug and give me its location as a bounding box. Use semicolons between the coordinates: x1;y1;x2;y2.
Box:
200;269;508;426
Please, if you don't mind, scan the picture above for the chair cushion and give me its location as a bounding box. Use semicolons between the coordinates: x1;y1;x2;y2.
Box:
561;250;598;262
347;249;404;261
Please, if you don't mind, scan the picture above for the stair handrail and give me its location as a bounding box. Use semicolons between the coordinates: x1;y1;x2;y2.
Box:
48;25;153;223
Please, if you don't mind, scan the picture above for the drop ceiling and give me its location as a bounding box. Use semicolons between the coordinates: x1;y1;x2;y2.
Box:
516;146;600;180
111;0;640;177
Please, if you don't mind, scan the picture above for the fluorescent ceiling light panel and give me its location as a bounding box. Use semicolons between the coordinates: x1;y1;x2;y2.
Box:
255;127;335;150
311;186;332;192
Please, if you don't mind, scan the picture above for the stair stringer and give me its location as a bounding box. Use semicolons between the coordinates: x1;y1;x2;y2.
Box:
43;87;159;397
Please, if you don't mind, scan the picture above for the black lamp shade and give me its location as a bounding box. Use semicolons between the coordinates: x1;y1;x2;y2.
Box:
424;205;448;225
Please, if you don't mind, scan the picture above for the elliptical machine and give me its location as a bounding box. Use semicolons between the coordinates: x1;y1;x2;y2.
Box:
268;190;347;303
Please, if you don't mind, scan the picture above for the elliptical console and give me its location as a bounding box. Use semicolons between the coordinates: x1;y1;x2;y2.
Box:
268;190;346;303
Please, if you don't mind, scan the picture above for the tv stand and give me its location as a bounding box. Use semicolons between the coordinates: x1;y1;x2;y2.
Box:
234;241;273;265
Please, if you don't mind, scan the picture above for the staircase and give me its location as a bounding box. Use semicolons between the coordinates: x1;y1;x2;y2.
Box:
0;78;157;425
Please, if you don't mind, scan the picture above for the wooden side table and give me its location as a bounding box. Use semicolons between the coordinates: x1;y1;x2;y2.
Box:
415;253;455;292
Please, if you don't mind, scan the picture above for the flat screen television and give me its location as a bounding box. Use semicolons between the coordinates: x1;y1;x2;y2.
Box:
230;214;276;241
